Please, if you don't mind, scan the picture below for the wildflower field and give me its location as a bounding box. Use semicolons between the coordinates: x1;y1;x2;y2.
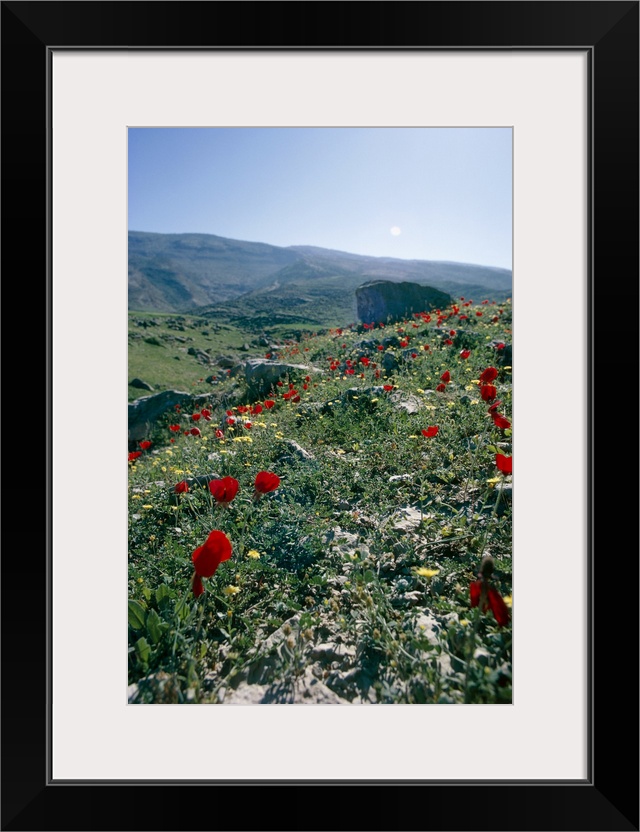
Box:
128;298;512;704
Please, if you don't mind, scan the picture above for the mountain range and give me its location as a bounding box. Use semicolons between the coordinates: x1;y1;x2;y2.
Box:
129;230;512;328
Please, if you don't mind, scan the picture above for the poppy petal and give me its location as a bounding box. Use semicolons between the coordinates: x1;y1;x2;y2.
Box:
487;587;510;627
192;573;204;598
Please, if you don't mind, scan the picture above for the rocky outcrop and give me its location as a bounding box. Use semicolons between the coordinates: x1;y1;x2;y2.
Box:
355;280;451;325
243;359;322;396
128;389;212;444
129;378;154;391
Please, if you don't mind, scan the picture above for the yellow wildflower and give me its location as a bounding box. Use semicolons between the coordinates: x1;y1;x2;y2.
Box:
247;549;261;560
223;585;241;596
414;567;440;578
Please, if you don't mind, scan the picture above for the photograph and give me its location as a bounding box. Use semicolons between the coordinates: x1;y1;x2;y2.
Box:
2;0;637;829
127;126;514;705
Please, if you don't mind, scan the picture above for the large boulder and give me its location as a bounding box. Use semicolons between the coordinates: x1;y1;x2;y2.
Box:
243;359;322;396
356;280;451;325
128;389;211;444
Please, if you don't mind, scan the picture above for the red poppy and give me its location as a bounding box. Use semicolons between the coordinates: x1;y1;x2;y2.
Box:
383;385;394;392
252;404;263;415
470;580;510;627
265;353;272;359
495;453;512;475
169;424;181;432
191;530;233;597
360;357;370;366
190;427;201;436
254;471;280;497
191;413;201;421
436;383;447;393
421;426;439;437
444;339;453;345
440;371;451;383
492;414;511;430
174;480;189;494
128;451;142;461
139;440;152;450
469;557;510;627
487;400;503;413
495;342;506;351
449;330;456;336
480;384;497;402
244;422;252;429
237;405;249;413
459;349;471;360
215;429;224;439
201;409;212;420
264;400;275;409
479;367;498;383
476;311;483;317
226;417;236;426
208;476;239;505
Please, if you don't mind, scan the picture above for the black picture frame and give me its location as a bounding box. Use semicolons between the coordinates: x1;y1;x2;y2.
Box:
2;2;638;830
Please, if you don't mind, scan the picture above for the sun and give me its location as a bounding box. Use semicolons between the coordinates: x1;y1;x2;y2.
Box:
390;226;401;236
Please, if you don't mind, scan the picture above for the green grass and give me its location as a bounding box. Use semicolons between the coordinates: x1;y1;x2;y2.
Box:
128;300;513;704
128;311;252;401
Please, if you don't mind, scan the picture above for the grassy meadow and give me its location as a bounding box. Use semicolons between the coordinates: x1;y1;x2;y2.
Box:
128;298;513;704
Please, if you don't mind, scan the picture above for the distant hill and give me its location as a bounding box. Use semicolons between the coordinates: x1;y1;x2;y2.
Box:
129;231;512;327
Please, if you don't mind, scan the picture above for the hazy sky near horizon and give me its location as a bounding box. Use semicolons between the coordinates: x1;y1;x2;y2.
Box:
128;127;512;270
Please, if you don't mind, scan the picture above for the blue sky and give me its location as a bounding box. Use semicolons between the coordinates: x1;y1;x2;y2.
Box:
128;127;512;270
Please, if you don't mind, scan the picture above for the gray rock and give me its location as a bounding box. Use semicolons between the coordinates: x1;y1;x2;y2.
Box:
215;354;237;368
282;440;315;461
221;668;351;704
382;335;402;349
391;507;425;531
391;590;423;607
128;389;213;443
412;611;458;675
356;280;451;326
309;642;356;662
323;528;359;547
129;378;154;392
381;352;400;372
243;359;322;396
389;392;421;414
